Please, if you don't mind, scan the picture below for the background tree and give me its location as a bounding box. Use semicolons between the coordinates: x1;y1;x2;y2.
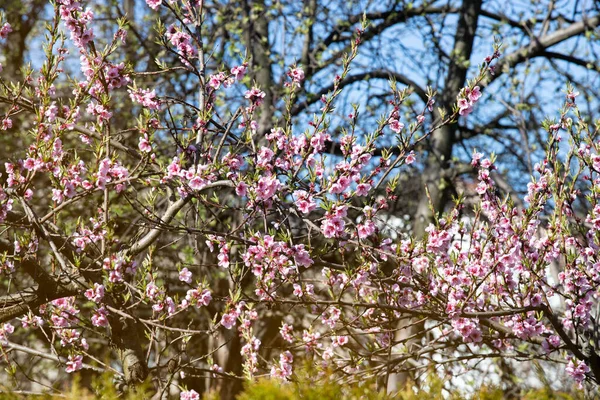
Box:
0;1;599;399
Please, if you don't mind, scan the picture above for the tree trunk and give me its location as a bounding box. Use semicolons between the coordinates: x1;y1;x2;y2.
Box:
388;0;483;393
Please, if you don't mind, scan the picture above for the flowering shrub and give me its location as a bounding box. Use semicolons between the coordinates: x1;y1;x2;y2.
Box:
0;0;598;398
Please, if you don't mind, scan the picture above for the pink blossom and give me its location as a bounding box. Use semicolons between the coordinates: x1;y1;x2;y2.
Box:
220;312;237;329
427;98;436;111
332;335;348;347
236;181;248;197
467;86;482;102
21;314;44;329
256;174;279;200
146;282;162;301
355;183;371;196
389;118;404;133
289;67;305;83
208;72;225;90
84;283;104;303
179;267;192;284
0;323;14;343
146;0;162;10
567;91;579;102
138;135;152;153
293;190;316;214
129;88;160;110
293;283;303;296
1;118;12;130
180;390;200;400
471;150;484;166
256;146;275;168
357;220;376;239
185;288;212;308
231;65;247;80
91;307;109;327
566;358;589;387
188;176;206;191
280;323;294;342
218;243;230;268
45;102;59;122
592;154;600;172
65;355;83;373
293;244;313;267
244;87;266;105
457;98;472;116
271;351;293;379
0;23;12;39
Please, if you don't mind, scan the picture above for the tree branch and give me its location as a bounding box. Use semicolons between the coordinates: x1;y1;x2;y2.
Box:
291;69;428;116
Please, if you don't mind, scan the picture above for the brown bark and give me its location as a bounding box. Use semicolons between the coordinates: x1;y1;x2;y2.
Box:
387;0;484;393
413;0;483;238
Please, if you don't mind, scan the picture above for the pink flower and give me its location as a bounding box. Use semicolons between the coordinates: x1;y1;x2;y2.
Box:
389;118;404;133
427;98;436;111
468;86;482;102
321;219;337;238
405;151;416;165
218;243;230;268
231;65;247;80
244;87;266;105
20;314;43;329
129;88;160;110
289;67;305;83
0;323;14;343
188;176;206;191
236;181;248;197
138;135;152;152
257;146;274;167
355;183;371;196
45;103;59;122
146;0;162;10
146;282;162;301
457;98;472;116
592;154;600;172
567;91;579;102
293;190;316;214
458;86;482;117
256;174;279;200
357;220;376;239
221;312;237;329
180;390;200;400
208;72;225;90
1;118;12;130
84;283;105;303
471;150;484;166
66;355;83;373
92;307;109;327
293;244;313;267
332;335;348;347
329;175;351;194
0;23;12;39
280;323;294;342
566;358;589;387
179;267;192;284
184;288;212;308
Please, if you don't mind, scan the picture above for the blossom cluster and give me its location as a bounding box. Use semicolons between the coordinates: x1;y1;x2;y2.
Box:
1;2;598;395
